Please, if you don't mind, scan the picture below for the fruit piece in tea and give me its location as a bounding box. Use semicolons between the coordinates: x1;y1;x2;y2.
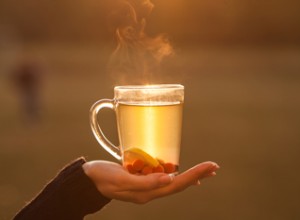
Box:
132;159;145;172
141;166;153;175
163;163;177;174
153;164;165;173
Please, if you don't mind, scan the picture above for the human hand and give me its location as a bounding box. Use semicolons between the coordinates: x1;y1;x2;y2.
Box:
83;160;219;204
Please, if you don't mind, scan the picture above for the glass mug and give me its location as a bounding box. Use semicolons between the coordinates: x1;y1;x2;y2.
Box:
90;84;184;175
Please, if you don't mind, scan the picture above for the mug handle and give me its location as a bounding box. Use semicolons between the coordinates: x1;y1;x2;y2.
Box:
89;99;122;161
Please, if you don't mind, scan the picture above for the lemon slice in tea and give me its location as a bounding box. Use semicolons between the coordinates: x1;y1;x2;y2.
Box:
123;147;159;167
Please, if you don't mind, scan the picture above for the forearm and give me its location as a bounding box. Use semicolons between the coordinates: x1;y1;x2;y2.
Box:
14;157;111;220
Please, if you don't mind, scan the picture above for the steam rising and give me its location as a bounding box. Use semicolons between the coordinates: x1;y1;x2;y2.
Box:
108;0;173;84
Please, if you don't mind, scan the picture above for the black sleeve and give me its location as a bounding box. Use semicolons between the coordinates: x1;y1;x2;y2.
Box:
14;157;111;220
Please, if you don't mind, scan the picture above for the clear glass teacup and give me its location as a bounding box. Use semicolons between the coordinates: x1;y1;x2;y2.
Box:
90;84;184;175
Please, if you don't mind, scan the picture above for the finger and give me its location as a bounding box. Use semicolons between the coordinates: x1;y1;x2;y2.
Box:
146;161;219;199
193;171;217;185
118;173;174;191
170;162;218;192
195;162;219;183
204;171;217;178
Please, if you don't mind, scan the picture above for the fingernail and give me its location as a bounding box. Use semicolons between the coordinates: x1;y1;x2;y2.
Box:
211;163;220;170
168;173;175;182
159;174;174;186
214;163;220;169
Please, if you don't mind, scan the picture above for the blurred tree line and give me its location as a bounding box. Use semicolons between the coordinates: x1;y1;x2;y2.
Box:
0;0;299;45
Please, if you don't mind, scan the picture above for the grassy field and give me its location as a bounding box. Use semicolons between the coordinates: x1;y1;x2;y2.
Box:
0;44;300;220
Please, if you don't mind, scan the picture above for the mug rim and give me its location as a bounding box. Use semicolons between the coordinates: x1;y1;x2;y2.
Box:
115;84;184;90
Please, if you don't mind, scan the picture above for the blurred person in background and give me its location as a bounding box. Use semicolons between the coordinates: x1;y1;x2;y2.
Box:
10;52;43;124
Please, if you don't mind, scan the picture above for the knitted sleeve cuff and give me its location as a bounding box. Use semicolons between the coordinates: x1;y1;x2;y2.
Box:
14;157;111;220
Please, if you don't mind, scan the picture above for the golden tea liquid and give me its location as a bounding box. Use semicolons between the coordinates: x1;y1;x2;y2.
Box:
116;102;183;169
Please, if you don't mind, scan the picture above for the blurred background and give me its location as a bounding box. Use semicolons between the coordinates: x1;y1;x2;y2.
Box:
0;0;300;219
